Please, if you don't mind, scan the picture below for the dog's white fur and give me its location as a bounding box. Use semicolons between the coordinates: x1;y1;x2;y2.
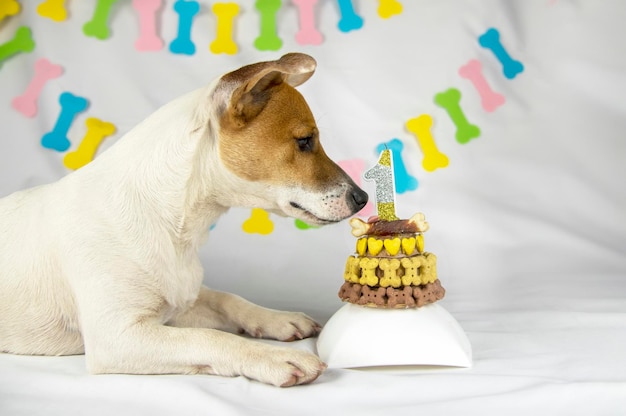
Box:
0;53;367;387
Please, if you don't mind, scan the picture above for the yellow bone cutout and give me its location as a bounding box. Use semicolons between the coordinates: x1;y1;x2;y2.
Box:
63;117;115;170
1;0;20;21
377;0;402;19
37;0;67;22
210;2;239;54
242;208;274;234
406;114;449;172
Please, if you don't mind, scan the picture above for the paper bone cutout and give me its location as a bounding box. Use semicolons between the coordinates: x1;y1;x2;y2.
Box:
12;58;64;118
37;0;67;22
336;0;363;32
210;2;240;54
133;0;164;51
478;28;524;80
458;59;505;112
0;26;35;68
377;0;402;19
0;0;20;21
64;118;116;170
169;0;200;55
434;88;480;144
406;114;449;172
41;92;89;152
83;0;121;40
254;0;282;51
293;0;323;45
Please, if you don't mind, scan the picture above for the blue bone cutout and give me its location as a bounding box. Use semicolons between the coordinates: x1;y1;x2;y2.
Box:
478;27;524;80
337;0;363;33
169;0;200;55
41;92;89;152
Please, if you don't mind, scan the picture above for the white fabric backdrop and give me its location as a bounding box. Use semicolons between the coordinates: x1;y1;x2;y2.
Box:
1;1;625;414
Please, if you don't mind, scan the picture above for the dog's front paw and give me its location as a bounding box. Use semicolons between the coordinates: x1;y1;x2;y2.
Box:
238;309;321;342
243;344;327;387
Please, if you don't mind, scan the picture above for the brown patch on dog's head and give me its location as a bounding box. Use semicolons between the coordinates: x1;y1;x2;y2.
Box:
213;53;368;224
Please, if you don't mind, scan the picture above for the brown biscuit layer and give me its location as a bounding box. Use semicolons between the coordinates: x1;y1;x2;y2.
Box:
338;280;445;309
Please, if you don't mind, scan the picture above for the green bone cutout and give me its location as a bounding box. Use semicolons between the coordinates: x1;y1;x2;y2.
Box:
254;0;282;51
83;0;120;40
0;26;35;66
295;219;320;230
434;88;480;144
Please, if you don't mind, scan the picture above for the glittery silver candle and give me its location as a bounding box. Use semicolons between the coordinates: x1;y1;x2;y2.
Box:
364;148;398;221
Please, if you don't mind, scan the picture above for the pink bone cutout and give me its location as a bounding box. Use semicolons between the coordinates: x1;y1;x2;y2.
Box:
132;0;164;51
293;0;322;45
458;59;505;112
12;58;63;118
338;159;374;217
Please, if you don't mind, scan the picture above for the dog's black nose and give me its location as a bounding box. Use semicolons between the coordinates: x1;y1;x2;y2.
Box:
350;187;369;211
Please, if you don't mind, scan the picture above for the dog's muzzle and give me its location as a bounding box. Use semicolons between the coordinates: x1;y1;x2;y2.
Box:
348;186;368;213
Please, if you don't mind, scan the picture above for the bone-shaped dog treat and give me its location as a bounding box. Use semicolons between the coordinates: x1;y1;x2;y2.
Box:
377;0;402;19
12;58;64;118
478;28;524;80
434;88;480;144
293;0;322;46
210;2;239;55
375;139;418;194
63;118;116;170
41;92;89;152
169;0;200;55
133;0;164;51
242;208;274;235
83;0;120;40
459;59;505;113
0;0;20;21
37;0;67;22
336;0;363;33
406;114;449;172
254;0;282;51
0;26;35;68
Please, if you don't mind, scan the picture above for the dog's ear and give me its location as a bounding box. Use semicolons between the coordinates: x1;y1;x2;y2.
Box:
221;53;317;124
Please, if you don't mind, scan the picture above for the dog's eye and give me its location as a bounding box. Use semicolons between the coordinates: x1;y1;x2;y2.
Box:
296;136;315;152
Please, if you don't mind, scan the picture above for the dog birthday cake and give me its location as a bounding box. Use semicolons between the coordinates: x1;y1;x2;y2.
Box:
339;212;445;308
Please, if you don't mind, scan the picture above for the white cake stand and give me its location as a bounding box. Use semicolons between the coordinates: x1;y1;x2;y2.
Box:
317;302;472;369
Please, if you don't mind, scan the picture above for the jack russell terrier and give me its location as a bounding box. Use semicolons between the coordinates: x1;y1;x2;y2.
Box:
0;53;368;387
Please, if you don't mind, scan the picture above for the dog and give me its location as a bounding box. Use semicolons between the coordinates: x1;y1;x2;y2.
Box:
0;53;368;387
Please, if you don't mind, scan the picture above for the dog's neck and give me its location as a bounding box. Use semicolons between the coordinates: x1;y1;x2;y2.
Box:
84;86;232;249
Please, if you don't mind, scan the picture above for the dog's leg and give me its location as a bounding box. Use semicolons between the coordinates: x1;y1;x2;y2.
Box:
86;322;325;387
75;275;324;387
170;286;322;341
77;288;324;386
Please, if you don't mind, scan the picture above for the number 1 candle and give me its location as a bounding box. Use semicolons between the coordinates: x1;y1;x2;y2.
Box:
364;148;399;221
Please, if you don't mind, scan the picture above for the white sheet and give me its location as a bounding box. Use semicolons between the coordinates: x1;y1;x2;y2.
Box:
1;1;625;414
